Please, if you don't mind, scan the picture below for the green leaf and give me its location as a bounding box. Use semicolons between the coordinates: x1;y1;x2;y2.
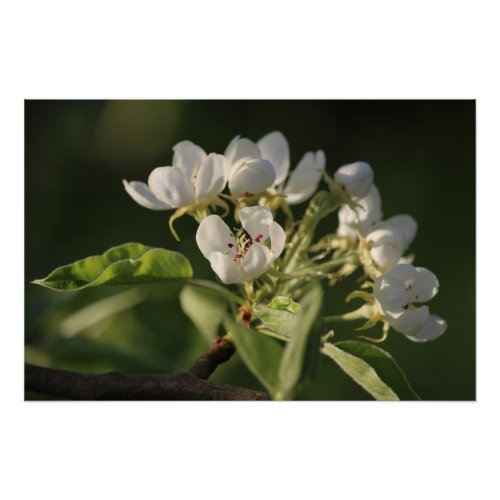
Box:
278;284;323;400
330;341;419;400
186;279;246;305
180;283;229;342
252;296;300;339
224;317;283;397
58;288;147;338
254;327;292;342
32;242;193;291
321;341;419;400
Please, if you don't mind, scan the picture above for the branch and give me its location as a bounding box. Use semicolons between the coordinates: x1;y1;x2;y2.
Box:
25;337;270;401
189;337;235;379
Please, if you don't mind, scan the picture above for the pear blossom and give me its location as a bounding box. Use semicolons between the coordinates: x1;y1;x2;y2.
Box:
226;131;325;204
374;263;447;342
196;206;286;284
123;140;227;210
224;136;276;197
366;215;417;271
334;161;374;199
257;131;326;205
337;185;383;239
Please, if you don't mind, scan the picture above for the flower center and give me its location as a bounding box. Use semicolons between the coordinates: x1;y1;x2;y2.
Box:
225;231;265;261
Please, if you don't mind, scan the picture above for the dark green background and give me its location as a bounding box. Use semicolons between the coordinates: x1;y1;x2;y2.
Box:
25;100;475;400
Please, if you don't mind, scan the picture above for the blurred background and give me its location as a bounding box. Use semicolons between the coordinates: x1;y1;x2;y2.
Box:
25;100;475;400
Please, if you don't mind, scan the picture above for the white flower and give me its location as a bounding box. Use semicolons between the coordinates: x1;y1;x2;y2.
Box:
196;206;286;284
123;140;227;210
366;215;418;271
374;263;447;342
223;131;326;203
257;131;326;205
224;136;276;197
337;185;383;238
334;161;374;199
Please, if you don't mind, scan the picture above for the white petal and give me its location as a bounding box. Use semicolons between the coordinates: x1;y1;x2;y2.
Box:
208;252;242;284
337;185;383;236
386;263;417;282
411;267;440;302
257;131;290;187
337;203;358;227
397;254;415;265
195;153;228;200
358;185;383;232
122;180;171;210
241;244;273;280
172;140;207;179
406;315;447;342
228;158;276;197
337;220;359;240
196;215;237;260
148;166;195;207
284;150;326;205
225;135;261;165
334;161;373;199
367;226;406;271
269;221;286;259
384;215;417;250
374;274;408;314
387;264;438;303
387;305;429;336
239;206;273;241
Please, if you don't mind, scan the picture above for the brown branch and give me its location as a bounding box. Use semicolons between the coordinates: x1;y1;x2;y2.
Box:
25;337;270;401
189;337;236;379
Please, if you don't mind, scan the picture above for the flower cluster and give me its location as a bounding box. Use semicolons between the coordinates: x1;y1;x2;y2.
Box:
123;131;325;217
331;160;447;342
124;130;447;343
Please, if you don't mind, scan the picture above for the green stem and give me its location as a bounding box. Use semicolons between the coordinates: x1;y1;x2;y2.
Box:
244;280;256;302
278;254;357;282
281;191;340;274
323;304;372;323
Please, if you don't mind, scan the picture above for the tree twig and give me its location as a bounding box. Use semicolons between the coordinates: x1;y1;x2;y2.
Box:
25;337;270;401
188;337;235;379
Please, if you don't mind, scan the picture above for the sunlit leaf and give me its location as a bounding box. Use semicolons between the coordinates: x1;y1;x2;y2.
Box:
32;243;192;291
328;341;419;400
252;296;300;339
321;341;419;400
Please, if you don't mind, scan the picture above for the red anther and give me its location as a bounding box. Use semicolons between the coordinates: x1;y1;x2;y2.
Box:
227;243;234;248
235;253;242;259
255;233;264;242
248;239;253;245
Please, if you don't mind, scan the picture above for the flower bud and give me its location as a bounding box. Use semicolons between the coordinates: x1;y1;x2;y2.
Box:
334;161;373;199
228;158;276;197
